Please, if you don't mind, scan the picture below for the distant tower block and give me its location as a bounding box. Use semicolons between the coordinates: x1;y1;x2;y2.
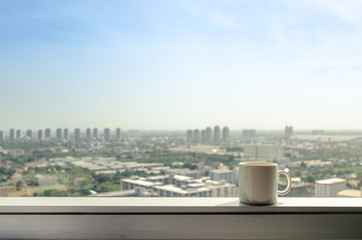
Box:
16;130;21;139
56;128;62;140
201;130;206;144
104;128;110;142
243;129;256;138
26;130;32;139
0;131;3;142
193;129;200;143
186;130;193;142
38;130;43;141
116;128;121;140
63;128;69;140
9;129;15;140
222;126;229;143
74;128;81;142
45;128;51;138
86;128;91;140
312;129;324;135
93;128;98;140
214;125;221;145
206;127;212;144
285;126;293;139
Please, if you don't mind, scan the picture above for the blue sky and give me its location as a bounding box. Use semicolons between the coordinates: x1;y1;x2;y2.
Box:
1;0;362;130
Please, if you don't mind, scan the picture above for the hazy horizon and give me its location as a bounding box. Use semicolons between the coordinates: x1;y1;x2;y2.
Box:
2;1;362;130
2;127;362;134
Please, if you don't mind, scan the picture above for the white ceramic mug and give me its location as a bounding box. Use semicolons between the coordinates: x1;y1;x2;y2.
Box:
239;162;291;205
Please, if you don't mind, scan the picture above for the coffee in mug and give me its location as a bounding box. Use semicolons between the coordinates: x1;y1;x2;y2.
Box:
239;162;291;205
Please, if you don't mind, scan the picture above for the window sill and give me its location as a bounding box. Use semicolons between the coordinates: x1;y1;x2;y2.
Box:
0;197;361;239
0;197;362;213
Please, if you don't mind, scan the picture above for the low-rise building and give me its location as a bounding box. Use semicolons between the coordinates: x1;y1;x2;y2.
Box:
0;185;16;196
169;175;193;187
121;177;163;191
166;169;201;179
73;178;86;188
209;169;234;184
153;185;211;197
315;178;346;197
279;179;314;196
35;174;58;187
204;180;237;197
90;190;136;197
121;175;237;197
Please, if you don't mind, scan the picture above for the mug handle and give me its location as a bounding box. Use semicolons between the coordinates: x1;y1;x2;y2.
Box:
277;170;292;195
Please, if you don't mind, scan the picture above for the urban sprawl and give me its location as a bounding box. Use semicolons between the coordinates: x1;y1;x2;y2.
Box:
0;126;361;198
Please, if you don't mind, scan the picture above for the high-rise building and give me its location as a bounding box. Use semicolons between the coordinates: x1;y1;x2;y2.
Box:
285;126;293;139
186;130;193;142
213;126;221;145
63;128;69;140
9;129;15;140
315;178;346;197
56;128;62;140
93;128;98;140
45;128;51;138
74;128;81;142
193;129;200;143
201;130;206;144
86;128;91;140
104;128;110;142
26;130;32;139
243;129;256;138
38;130;43;141
206;127;212;144
222;127;229;143
116;128;121;140
0;131;3;142
16;130;21;139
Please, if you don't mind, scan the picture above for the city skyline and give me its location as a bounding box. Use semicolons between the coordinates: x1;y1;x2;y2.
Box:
2;1;362;130
2;126;362;133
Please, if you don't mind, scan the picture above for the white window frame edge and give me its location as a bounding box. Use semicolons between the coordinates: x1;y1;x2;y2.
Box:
0;197;361;239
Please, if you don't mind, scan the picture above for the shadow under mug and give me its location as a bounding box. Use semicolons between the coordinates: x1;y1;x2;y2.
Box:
239;162;292;205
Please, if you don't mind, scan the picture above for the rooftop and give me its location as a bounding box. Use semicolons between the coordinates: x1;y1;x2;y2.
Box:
90;190;135;197
154;185;210;194
210;169;232;173
122;179;161;187
173;175;192;181
337;189;361;198
315;178;346;185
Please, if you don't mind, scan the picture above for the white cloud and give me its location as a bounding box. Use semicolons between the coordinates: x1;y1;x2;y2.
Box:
182;1;242;30
207;9;242;30
309;0;362;24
